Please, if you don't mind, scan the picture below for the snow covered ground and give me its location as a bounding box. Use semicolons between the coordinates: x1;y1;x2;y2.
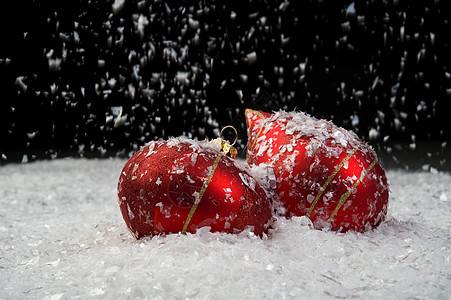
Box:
1;158;450;299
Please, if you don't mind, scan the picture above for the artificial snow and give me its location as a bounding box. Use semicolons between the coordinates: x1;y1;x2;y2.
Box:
1;158;450;299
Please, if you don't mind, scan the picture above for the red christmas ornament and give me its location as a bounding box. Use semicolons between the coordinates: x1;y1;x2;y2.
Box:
117;135;272;239
245;109;389;232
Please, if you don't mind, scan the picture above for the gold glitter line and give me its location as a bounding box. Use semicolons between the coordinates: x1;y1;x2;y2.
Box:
328;156;379;222
306;146;360;217
245;109;267;154
181;152;224;234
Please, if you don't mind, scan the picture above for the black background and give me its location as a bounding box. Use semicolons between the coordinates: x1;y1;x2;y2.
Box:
1;0;450;170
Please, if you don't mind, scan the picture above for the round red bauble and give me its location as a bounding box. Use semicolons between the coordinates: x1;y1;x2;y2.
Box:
117;138;272;239
245;109;389;232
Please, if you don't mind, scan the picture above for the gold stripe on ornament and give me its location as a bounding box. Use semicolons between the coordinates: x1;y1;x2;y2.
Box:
181;152;224;234
328;156;378;222
245;109;267;153
306;146;360;217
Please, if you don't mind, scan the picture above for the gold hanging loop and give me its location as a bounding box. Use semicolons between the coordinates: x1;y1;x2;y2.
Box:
210;126;238;159
220;125;238;147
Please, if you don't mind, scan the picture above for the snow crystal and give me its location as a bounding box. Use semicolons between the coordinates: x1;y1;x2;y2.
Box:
48;57;62;71
15;76;28;92
112;0;125;15
246;51;257;65
369;128;379;140
346;2;356;16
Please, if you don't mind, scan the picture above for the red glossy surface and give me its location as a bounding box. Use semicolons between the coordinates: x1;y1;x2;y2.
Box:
117;139;272;238
246;109;389;232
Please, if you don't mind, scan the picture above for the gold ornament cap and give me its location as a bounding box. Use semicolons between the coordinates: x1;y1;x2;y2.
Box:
210;126;238;159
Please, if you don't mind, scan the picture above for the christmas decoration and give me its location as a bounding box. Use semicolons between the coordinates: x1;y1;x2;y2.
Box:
245;109;389;232
117;129;272;239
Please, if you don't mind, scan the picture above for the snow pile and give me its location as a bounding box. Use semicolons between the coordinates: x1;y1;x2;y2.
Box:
1;159;450;299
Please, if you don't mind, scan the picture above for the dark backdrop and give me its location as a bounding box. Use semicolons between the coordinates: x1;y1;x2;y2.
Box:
1;0;450;170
